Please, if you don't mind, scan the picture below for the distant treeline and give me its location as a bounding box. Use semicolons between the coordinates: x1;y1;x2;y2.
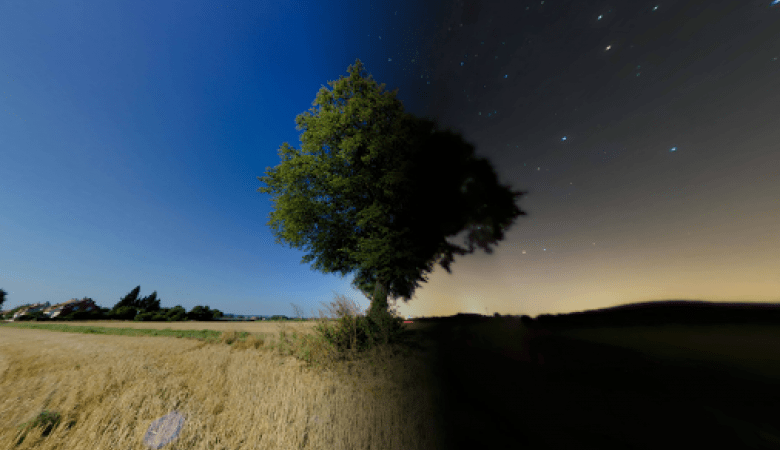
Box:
412;300;780;329
1;285;308;323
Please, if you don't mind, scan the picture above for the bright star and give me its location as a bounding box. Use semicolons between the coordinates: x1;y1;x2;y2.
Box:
605;45;612;51
598;15;603;20
670;147;677;152
561;136;567;141
773;0;779;5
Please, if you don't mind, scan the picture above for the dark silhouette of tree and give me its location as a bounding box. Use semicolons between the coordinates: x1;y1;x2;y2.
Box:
138;291;161;312
256;58;528;329
187;305;222;321
0;289;7;311
115;285;142;310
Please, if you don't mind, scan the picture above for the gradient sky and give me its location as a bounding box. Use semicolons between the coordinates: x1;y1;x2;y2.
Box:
2;0;779;319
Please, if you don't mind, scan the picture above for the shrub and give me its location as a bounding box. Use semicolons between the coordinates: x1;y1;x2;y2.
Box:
134;311;156;321
65;310;92;321
86;309;105;320
307;292;410;360
110;306;138;321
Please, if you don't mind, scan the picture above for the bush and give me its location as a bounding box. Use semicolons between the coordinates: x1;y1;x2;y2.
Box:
134;311;156;321
166;306;187;321
311;292;410;357
65;310;93;321
187;305;217;321
86;309;105;320
314;315;375;353
109;306;138;321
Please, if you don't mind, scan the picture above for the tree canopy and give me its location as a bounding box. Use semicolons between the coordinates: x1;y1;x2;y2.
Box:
256;58;528;319
114;285;161;312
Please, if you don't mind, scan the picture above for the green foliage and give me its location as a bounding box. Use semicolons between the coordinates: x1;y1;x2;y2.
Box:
115;285;141;310
138;290;162;312
187;305;222;321
110;305;138;321
64;310;92;321
271;291;420;372
314;314;374;353
166;305;187;321
134;311;155;321
132;310;169;321
256;58;528;322
314;309;406;354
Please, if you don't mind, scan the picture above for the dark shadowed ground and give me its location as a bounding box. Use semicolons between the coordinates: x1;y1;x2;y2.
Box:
408;319;780;450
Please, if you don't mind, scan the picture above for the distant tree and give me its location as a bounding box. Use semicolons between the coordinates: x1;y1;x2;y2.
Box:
138;291;161;312
134;311;155;321
166;305;187;321
188;305;221;321
115;286;142;310
256;58;528;341
110;306;138;321
0;288;7;311
291;303;305;320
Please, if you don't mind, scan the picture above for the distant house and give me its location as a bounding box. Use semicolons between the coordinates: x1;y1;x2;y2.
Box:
43;298;98;319
9;298;101;321
8;301;51;320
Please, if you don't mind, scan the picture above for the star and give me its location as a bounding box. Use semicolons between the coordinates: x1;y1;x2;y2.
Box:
605;45;612;51
561;136;567;141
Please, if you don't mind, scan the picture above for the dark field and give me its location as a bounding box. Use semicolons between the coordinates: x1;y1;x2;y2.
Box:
410;318;780;450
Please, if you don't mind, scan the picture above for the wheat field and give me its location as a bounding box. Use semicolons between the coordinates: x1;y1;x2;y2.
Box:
0;320;446;450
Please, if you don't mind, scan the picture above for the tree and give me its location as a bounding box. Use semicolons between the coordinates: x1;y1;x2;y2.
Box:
256;58;527;339
138;291;161;312
291;303;305;320
187;305;222;321
0;289;7;311
116;286;142;310
167;305;187;321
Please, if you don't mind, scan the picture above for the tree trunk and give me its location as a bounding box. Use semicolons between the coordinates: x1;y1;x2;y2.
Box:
367;274;393;345
369;275;389;317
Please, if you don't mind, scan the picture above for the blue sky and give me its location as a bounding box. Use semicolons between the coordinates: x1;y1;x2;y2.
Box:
3;0;779;319
1;1;436;318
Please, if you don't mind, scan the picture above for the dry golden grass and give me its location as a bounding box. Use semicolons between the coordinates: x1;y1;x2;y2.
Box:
14;319;325;335
0;297;446;450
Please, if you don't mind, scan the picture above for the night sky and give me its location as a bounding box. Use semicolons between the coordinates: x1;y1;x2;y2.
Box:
1;0;778;319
